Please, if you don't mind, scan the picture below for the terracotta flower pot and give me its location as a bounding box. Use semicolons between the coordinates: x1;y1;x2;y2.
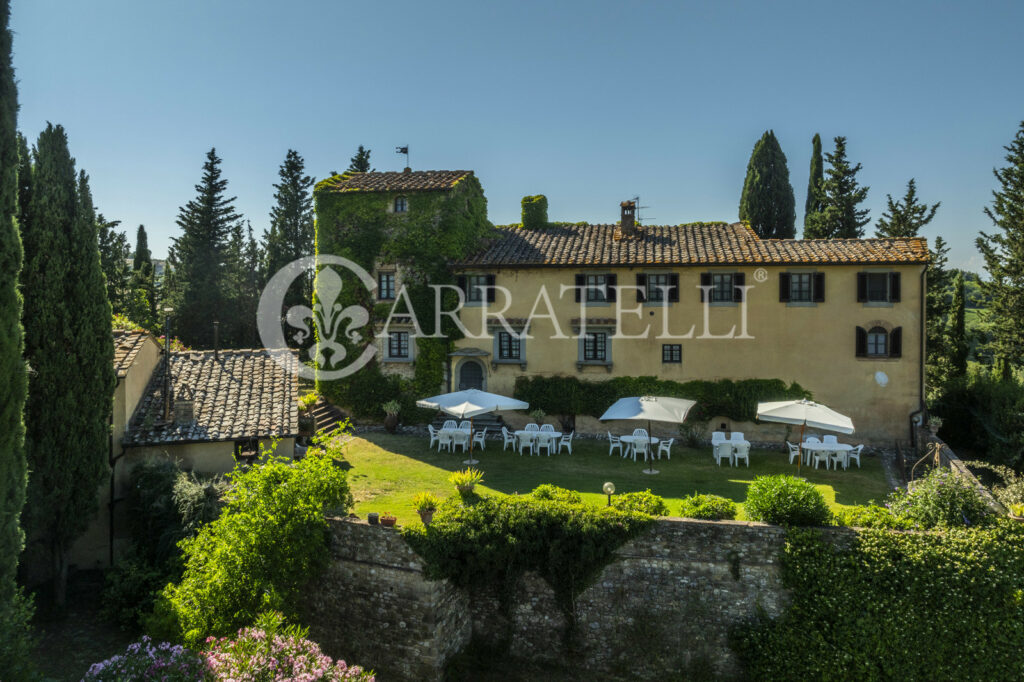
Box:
380;516;397;528
456;485;475;495
417;509;435;525
384;413;399;433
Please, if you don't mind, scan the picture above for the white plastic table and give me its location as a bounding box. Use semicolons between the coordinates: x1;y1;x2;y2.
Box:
619;435;660;461
437;428;471;451
801;441;853;468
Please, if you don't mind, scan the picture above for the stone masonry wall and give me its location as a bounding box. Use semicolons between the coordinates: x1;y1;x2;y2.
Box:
305;517;835;680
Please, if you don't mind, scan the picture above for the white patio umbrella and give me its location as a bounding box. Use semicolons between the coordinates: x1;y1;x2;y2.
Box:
599;396;697;474
756;399;854;472
416;389;529;464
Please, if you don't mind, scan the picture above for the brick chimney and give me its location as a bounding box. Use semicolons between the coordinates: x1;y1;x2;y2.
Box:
620;200;637;237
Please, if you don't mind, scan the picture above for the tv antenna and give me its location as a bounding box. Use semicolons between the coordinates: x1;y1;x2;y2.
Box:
396;145;410;168
632;195;650;223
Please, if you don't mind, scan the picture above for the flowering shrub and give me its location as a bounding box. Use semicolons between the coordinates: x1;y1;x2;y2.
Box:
204;612;374;681
82;637;205;681
887;467;994;528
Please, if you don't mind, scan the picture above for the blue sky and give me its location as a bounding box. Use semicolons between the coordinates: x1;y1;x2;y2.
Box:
11;0;1024;269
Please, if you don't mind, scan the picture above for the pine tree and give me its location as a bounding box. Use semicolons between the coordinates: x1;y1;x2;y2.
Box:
22;125;113;606
875;179;940;238
347;145;372;173
166;148;241;348
738;130;796;238
133;224;150;271
947;270;968;378
96;214;130;313
803;136;870;239
0;0;34;672
976;121;1024;378
804;133;824;230
264;149;314;308
223;221;264;347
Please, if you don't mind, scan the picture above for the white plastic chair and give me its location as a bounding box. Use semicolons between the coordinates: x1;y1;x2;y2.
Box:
713;441;733;467
812;448;831;470
536;433;555;456
525;423;539;431
786;441;801;465
632;437;650;462
459;420;471;430
730;432;745;442
428;425;439;450
732;443;750;467
442;419;457;430
657;437;674;460
559;431;574;455
540;424;555;432
823;434;838;445
473;428;487;451
847;444;864;468
607;432;622;457
519;432;535;456
830;449;847;470
501;426;517;451
711;431;727;445
452;431;469;453
437;431;453;453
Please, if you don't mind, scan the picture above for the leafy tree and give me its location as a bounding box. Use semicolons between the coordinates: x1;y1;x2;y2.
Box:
96;214;130;314
263;149;313;308
132;224;150;272
947;270;968;378
347;144;372;173
803;136;870;239
875;179;940;238
738;130;796;238
165;148;241;349
22;126;114;607
925;236;952;393
0;0;34;674
804;133;824;230
976;121;1024;378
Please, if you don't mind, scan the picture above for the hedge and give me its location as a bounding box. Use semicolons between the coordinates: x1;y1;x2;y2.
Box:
512;375;809;423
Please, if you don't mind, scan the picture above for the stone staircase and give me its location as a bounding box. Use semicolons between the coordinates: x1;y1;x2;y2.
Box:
310;399;348;436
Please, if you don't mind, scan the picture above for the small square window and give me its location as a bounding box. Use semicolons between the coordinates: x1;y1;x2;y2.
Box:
394;197;408;213
583;332;608;362
466;274;489;303
497;331;521;360
378;272;395;300
662;344;682;363
867;328;887;357
790;273;812;302
711;273;734;302
388;331;409;358
865;273;889;302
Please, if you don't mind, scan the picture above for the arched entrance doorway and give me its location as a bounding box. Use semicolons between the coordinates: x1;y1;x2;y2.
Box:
458;360;485;391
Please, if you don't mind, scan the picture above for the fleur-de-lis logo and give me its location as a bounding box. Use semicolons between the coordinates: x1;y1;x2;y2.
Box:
258;255;378;380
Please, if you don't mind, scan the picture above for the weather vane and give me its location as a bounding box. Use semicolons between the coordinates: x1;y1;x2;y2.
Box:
396;145;410;168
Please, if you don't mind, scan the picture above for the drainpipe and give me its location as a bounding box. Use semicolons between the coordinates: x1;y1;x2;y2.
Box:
909;265;928;447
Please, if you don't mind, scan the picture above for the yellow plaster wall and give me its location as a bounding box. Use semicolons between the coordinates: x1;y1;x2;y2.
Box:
452;264;925;444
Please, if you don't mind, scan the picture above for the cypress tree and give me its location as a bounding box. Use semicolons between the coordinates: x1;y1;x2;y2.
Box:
947;270;968;378
165;148;241;348
22;125;113;606
925;236;952;391
803;136;870;239
347;144;372;173
264;149;313;308
976;121;1024;378
132;224;150;272
804;133;824;230
96;214;130;314
875;179;940;238
739;130;796;238
0;0;34;673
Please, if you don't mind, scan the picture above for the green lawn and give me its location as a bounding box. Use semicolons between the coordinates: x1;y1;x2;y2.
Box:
339;433;893;526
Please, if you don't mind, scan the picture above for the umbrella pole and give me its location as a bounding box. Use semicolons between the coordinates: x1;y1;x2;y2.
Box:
643;418;658;475
464;415;478;466
797;422;805;473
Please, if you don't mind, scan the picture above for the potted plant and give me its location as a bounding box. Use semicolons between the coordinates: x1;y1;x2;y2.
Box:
379;512;397;528
367;511;379;525
297;392;319;435
1009;503;1024;522
412;492;440;525
448;467;484;495
927;415;943;436
382;400;401;434
528;408;546;425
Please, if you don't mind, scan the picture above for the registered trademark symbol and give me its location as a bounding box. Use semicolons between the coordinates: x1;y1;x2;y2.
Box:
754;268;768;283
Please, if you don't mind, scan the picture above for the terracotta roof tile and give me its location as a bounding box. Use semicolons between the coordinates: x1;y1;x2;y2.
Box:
113;330;153;378
123;349;299;447
320;170;472;193
459;223;930;268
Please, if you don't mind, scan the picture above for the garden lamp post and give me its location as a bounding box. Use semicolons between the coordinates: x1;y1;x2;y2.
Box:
603;481;615;506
